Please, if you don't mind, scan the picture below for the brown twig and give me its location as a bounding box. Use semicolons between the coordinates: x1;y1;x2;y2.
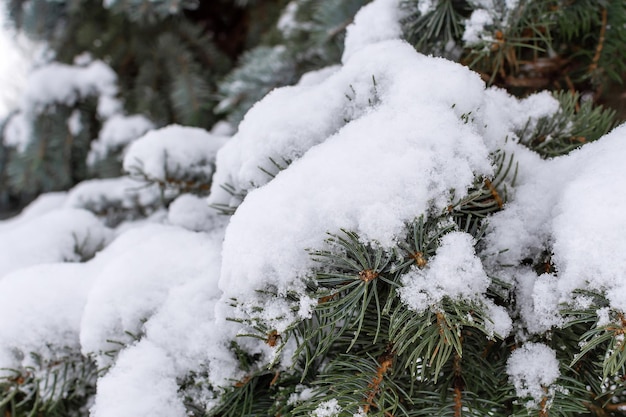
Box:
589;8;608;75
363;349;395;413
453;353;464;417
484;178;504;209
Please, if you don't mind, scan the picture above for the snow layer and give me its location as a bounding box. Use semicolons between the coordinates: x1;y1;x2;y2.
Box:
21;60;117;112
80;224;222;363
0;263;96;374
168;194;226;232
0;192;67;232
65;177;163;217
551;125;626;310
217;40;493;326
0;209;112;279
3;59;121;151
2;0;626;414
342;0;403;62
90;340;187;417
87;114;155;165
486;124;626;332
123;124;227;187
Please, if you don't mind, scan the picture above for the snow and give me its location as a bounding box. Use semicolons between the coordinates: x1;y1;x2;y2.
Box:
514;270;563;334
400;232;489;311
0;192;67;232
3;59;121;151
3;112;30;150
2;0;626;413
462;0;522;47
68;109;83;135
123;125;228;190
312;399;342;417
80;224;223;366
400;232;512;336
22;60;117;112
90;340;187;417
342;0;403;63
550;125;626;310
87;114;155;165
507;343;560;408
216;40;493;329
417;0;436;15
297;66;340;87
462;9;494;46
167;194;226;232
64;177;163;222
486;124;626;333
0;209;112;279
0;263;96;375
277;1;313;37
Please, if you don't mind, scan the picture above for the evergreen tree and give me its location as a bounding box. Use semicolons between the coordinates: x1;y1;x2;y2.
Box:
0;1;626;417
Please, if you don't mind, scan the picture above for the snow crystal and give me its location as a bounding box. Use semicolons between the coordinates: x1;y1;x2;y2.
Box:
123;124;227;188
87;114;155;165
0;209;112;279
342;0;403;63
312;399;342;417
400;232;489;311
507;343;560;408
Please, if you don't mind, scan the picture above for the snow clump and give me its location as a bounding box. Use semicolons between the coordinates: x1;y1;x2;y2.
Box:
507;343;561;409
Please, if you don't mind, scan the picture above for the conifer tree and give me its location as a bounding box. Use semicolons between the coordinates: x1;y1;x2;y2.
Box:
0;1;626;417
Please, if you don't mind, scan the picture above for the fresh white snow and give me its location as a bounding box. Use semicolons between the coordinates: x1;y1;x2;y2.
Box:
1;0;626;415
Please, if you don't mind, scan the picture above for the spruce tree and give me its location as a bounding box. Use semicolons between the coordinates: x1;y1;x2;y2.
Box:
0;1;626;417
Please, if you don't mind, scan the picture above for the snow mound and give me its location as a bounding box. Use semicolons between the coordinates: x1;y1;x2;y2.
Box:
216;39;494;327
90;340;186;417
0;209;112;279
507;342;560;408
123;125;228;193
80;224;223;366
0;263;96;375
87;114;155;165
65;177;163;225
